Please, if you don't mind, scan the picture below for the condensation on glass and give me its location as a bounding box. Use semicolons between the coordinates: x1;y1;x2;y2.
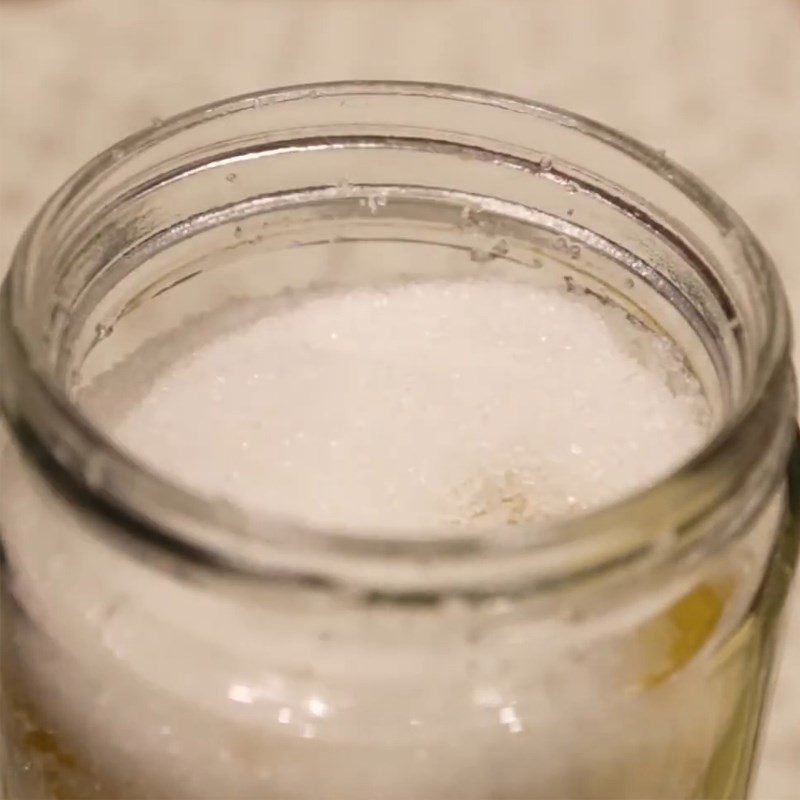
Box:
0;83;797;800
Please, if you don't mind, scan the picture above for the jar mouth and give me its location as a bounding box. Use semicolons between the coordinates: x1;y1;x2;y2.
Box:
1;81;795;598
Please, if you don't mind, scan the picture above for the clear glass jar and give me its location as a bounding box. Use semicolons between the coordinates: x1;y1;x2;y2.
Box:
0;82;797;800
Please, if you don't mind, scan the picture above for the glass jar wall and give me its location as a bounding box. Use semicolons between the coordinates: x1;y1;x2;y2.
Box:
0;83;797;800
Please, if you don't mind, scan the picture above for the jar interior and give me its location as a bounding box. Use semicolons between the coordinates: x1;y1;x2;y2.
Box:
8;85;782;562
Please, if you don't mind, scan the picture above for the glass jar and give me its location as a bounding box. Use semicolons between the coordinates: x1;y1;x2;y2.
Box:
0;82;797;800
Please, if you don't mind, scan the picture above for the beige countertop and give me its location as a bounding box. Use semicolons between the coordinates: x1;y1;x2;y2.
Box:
1;1;798;796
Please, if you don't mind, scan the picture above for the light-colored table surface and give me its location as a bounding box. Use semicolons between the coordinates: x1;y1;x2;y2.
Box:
1;1;798;796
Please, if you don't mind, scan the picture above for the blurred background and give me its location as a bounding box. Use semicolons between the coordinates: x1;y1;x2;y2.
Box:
0;1;797;796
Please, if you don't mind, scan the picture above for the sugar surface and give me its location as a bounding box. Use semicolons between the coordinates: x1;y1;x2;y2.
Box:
107;280;709;530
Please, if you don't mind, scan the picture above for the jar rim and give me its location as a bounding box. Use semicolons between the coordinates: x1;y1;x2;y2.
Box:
1;80;795;598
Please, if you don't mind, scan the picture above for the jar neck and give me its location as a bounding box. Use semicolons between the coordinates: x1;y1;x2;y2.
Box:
0;81;795;599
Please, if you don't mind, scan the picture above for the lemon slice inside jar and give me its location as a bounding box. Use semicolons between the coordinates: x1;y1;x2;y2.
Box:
639;581;731;687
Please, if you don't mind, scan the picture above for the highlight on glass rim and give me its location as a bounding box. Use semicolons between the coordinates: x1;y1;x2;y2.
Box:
0;3;798;800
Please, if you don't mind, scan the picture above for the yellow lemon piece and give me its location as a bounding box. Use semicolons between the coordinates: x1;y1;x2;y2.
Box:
641;581;730;687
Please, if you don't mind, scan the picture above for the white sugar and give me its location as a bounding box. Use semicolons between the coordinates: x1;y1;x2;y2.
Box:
104;280;709;530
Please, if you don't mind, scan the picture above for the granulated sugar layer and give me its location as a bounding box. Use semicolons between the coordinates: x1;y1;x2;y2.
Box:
105;279;710;531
